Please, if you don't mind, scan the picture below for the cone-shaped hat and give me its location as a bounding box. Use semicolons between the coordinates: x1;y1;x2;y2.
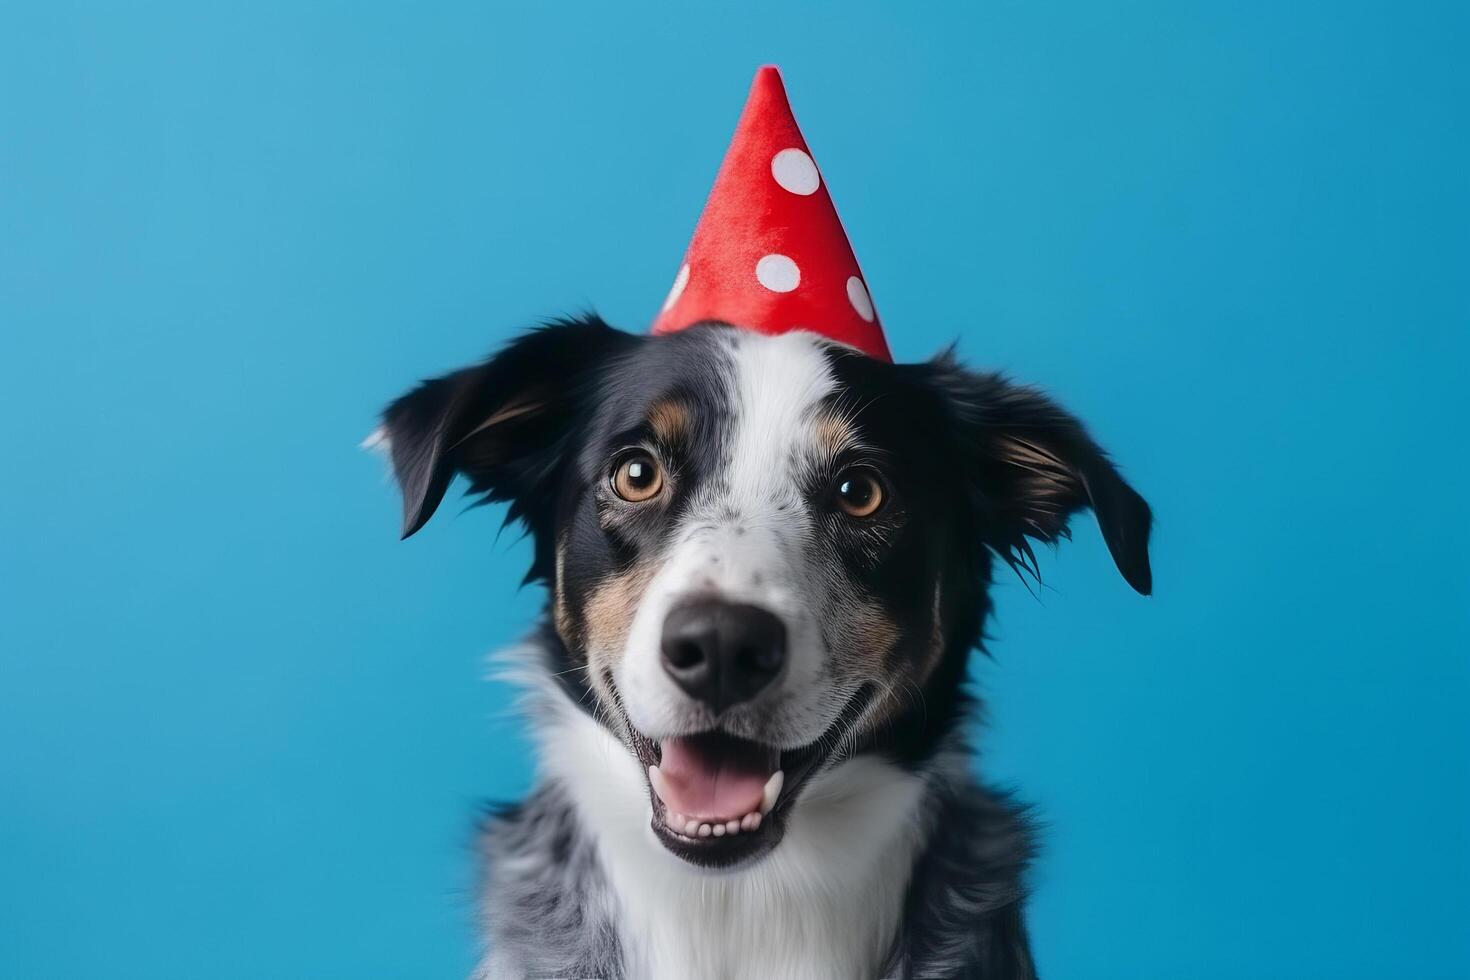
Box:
651;66;891;361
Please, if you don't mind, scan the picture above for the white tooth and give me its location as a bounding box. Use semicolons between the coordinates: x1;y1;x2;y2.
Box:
740;813;758;831
668;812;684;828
760;771;784;815
684;818;700;835
725;820;740;835
748;812;762;831
698;823;713;837
648;765;670;804
713;823;726;836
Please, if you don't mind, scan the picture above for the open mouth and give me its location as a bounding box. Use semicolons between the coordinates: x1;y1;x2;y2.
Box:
626;686;875;868
648;732;783;837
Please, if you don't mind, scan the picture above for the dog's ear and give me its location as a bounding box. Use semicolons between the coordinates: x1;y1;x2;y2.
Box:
929;354;1154;595
376;316;639;549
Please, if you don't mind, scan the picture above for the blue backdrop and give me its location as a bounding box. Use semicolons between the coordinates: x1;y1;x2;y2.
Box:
3;2;1467;977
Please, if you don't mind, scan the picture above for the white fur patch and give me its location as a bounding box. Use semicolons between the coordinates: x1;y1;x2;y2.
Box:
544;673;927;980
360;426;391;453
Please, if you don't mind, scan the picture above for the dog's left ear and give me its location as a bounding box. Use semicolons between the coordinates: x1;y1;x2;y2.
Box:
375;316;639;559
929;355;1154;595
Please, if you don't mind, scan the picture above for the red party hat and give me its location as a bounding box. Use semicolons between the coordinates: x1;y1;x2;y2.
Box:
650;66;892;361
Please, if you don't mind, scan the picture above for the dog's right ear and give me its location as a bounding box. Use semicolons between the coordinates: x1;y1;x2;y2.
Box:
376;316;639;541
923;353;1154;596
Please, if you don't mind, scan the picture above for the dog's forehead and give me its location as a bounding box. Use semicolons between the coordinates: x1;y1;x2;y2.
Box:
722;331;840;481
593;326;844;453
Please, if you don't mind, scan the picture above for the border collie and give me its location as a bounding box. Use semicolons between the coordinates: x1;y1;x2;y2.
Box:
374;316;1152;979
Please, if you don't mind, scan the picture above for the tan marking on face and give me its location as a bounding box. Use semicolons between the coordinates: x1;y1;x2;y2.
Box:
582;559;659;672
838;598;904;734
812;404;860;459
841;599;902;675
647;398;691;447
842;579;949;735
553;539;576;649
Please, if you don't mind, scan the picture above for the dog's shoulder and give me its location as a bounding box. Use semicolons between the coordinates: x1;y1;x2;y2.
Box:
473;781;625;980
884;779;1038;979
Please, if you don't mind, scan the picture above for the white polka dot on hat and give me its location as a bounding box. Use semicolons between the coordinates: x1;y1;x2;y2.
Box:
756;254;801;293
771;148;821;196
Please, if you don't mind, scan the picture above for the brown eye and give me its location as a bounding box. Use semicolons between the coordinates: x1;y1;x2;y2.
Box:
834;468;885;518
612;452;664;503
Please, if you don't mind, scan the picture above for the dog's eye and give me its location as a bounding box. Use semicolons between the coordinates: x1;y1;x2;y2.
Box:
612;452;664;503
834;468;885;518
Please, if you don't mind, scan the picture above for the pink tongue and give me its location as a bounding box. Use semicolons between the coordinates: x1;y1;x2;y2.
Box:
656;735;770;820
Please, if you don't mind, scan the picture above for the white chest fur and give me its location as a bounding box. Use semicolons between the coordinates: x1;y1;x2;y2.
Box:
546;704;928;980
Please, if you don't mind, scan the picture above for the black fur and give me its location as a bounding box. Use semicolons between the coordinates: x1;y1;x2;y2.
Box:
883;779;1038;978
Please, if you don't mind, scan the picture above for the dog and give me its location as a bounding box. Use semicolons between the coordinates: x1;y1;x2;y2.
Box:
375;315;1152;978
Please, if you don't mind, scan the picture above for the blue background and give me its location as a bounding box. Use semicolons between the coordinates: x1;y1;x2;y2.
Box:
3;2;1467;977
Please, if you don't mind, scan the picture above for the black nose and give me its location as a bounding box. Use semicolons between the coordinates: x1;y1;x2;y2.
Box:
660;601;787;712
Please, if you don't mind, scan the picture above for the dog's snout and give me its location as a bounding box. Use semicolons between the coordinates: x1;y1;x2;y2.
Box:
660;601;787;712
